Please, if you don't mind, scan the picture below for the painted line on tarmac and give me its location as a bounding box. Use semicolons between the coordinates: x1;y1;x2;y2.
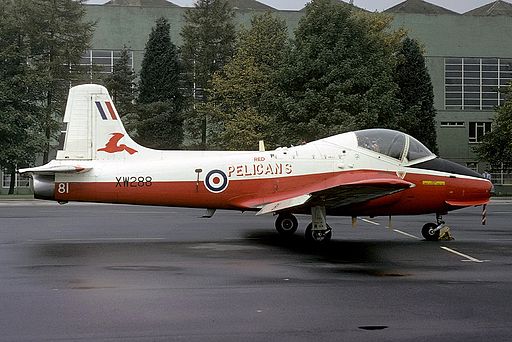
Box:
358;218;490;262
440;246;489;263
360;218;380;226
358;218;490;263
391;229;421;240
359;218;422;240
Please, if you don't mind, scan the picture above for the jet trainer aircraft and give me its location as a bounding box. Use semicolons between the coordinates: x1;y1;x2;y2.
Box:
20;84;492;242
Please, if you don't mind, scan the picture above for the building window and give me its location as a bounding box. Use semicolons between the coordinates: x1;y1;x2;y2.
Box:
445;57;512;110
440;121;465;127
468;122;491;143
77;49;134;77
1;169;31;189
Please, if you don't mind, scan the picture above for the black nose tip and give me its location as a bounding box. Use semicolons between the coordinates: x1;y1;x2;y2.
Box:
412;158;484;178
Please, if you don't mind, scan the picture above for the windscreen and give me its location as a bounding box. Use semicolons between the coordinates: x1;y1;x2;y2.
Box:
407;136;433;161
355;129;406;160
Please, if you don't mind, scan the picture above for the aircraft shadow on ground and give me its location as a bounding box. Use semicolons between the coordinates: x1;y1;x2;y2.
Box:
243;231;424;277
29;231;432;278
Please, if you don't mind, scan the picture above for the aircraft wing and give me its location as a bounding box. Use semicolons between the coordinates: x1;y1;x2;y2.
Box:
18;165;91;175
255;176;413;215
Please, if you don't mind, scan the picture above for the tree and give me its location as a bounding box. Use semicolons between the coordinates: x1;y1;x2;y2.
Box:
181;0;236;147
104;47;137;136
138;18;182;107
395;37;438;153
104;47;136;117
136;102;184;149
206;12;289;150
271;0;404;145
19;0;94;163
137;17;183;149
0;1;44;194
476;85;512;170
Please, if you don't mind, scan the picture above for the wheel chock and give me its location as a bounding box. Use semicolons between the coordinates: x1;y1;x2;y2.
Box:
438;225;454;241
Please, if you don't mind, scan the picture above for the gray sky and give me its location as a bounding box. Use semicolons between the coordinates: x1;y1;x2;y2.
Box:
86;0;508;13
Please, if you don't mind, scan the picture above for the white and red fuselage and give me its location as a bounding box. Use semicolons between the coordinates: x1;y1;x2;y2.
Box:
21;85;491;228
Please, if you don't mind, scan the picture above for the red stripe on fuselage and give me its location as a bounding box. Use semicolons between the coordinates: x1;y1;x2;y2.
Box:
54;170;491;216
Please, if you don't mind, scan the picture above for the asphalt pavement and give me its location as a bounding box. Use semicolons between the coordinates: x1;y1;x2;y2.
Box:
1;200;511;341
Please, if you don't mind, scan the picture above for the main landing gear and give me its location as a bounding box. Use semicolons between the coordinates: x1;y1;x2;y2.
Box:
275;206;332;243
275;213;298;236
421;214;452;241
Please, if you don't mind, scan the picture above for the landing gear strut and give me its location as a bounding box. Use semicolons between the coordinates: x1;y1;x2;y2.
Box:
421;214;450;241
275;213;298;236
305;206;332;243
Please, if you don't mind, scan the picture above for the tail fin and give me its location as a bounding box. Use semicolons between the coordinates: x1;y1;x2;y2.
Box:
56;84;143;160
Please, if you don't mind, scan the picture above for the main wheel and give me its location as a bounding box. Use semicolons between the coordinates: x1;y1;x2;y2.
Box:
422;222;440;241
275;213;298;236
305;223;332;243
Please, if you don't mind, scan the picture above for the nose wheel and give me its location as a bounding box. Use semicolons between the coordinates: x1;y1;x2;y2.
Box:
421;222;440;241
422;214;452;241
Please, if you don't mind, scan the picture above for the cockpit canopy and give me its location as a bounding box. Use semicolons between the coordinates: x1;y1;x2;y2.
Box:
355;129;434;162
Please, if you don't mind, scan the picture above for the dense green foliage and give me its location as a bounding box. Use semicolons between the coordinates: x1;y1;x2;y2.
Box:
476;85;512;170
137;17;183;149
138;18;182;107
181;0;236;146
395;37;438;153
181;0;235;94
18;0;94;162
0;1;44;193
136;102;184;149
1;0;92;192
104;47;136;117
206;12;288;150
267;0;404;145
202;0;441;150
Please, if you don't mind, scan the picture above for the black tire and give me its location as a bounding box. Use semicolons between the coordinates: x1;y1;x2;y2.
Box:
422;222;440;241
275;213;298;236
305;223;332;243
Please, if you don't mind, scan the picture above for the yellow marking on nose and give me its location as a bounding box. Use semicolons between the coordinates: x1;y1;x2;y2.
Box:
422;180;446;186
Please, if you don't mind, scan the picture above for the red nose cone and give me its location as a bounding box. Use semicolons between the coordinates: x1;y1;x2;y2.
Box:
446;178;492;207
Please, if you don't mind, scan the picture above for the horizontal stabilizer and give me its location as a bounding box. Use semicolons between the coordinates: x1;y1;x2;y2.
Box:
18;165;91;175
256;194;311;215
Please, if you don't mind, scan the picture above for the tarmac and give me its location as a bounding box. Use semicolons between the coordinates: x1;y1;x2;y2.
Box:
1;200;511;341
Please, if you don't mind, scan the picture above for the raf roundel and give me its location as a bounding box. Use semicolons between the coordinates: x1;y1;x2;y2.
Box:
204;169;229;193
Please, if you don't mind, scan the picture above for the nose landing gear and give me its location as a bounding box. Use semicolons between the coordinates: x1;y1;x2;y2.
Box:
422;222;440;241
421;214;453;241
